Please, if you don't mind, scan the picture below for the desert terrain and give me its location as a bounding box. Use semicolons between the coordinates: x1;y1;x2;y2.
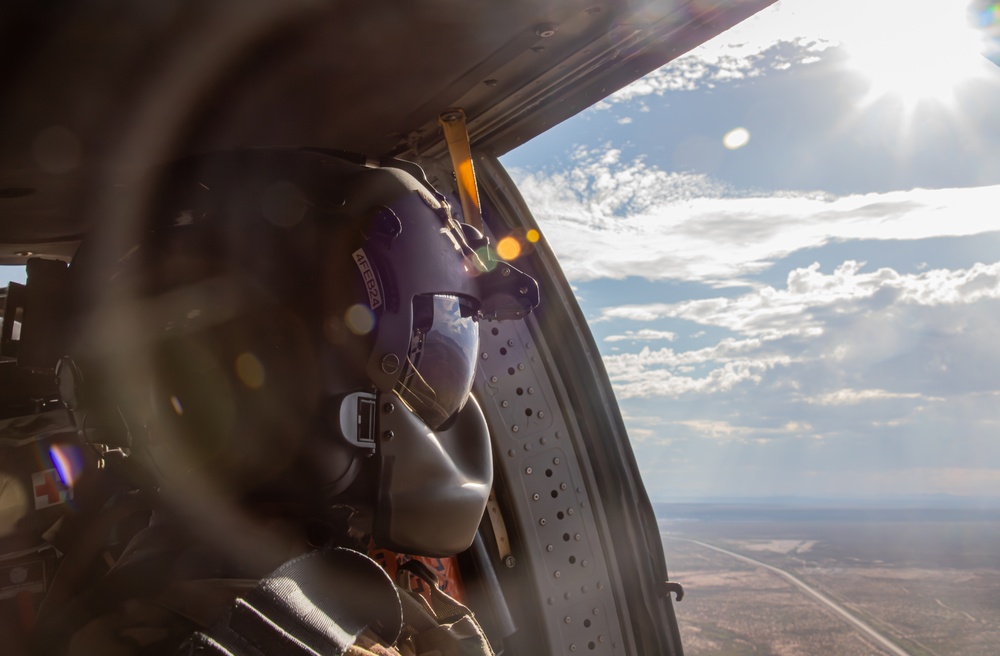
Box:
658;503;1000;656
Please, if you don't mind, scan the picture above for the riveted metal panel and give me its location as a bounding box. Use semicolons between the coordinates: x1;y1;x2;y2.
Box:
475;317;628;655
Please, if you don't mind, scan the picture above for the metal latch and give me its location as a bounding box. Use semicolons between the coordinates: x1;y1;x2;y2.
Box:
660;581;685;602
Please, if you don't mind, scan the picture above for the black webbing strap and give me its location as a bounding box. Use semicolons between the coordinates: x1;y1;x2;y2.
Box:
174;549;403;656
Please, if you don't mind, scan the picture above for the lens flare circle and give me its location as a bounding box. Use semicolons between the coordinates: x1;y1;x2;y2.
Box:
496;236;522;261
344;303;376;335
723;127;750;150
235;352;266;389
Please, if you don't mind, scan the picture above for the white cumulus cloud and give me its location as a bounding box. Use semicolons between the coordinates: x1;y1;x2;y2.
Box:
598;257;1000;411
599;0;839;102
599;260;1000;339
512;150;1000;285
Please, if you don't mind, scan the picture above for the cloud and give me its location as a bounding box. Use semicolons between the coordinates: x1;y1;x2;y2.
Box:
599;258;1000;406
669;418;815;444
599;260;1000;339
596;0;839;102
603;335;794;399
520;146;730;218
603;329;677;343
511;150;1000;285
805;388;934;406
600;0;985;103
672;419;751;441
602;38;833;101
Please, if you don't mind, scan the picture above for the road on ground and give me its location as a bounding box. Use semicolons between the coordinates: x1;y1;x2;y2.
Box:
670;537;912;656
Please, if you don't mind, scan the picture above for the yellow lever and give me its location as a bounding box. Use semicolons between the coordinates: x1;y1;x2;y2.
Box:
438;108;483;233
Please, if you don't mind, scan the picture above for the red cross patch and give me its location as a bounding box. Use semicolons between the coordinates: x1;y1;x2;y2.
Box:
32;469;71;510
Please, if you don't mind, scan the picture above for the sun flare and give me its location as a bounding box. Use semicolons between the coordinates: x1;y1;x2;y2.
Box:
839;0;993;109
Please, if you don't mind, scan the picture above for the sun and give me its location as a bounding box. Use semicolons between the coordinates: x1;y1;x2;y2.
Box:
838;0;994;110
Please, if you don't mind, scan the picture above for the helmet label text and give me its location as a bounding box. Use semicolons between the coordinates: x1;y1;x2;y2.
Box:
353;248;382;310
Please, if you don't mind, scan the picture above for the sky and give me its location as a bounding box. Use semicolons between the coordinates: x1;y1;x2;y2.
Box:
500;0;1000;501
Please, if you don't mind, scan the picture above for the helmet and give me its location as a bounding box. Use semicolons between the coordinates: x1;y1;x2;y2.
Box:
68;148;538;556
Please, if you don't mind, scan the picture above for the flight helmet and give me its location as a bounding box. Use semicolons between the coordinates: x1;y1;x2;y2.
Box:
68;148;539;556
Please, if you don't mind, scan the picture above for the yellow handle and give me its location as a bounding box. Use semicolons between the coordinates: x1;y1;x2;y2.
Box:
438;108;483;233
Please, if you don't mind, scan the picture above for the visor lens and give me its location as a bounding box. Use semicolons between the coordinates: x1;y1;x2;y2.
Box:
396;294;479;430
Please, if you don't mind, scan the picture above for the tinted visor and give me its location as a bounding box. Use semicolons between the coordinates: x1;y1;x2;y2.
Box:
395;294;479;430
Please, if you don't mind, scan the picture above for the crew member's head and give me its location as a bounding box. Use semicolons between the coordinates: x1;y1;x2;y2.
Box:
66;148;539;556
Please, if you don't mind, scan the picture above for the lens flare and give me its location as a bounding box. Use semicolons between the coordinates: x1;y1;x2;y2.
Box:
526;229;541;243
344;303;376;335
49;443;85;489
723;127;750;150
235;352;266;389
838;0;992;111
0;477;29;531
170;395;184;415
496;236;522;261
